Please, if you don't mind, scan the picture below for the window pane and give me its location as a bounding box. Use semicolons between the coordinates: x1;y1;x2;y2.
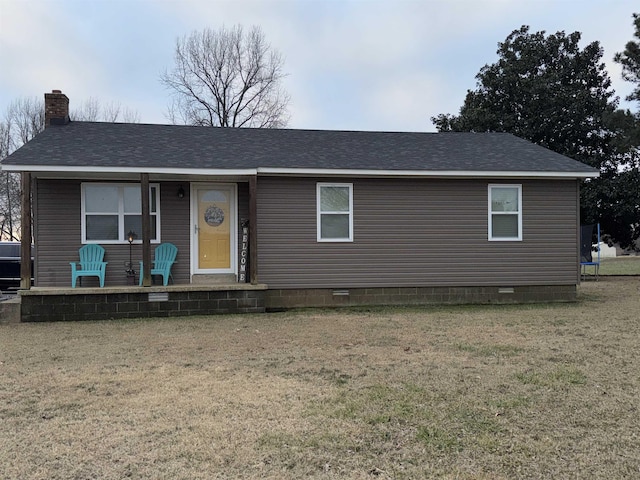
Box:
321;186;349;212
321;214;349;239
86;215;118;240
123;186;141;213
491;187;519;212
124;215;141;240
202;190;227;202
151;186;157;213
124;215;158;241
125;186;158;213
85;185;118;213
151;216;157;240
492;214;518;238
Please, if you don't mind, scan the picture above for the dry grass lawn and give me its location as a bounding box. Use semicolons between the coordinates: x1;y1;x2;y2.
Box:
2;277;640;479
597;255;640;275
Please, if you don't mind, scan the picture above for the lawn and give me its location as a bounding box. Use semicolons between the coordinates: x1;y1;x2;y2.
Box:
596;255;640;275
1;278;640;479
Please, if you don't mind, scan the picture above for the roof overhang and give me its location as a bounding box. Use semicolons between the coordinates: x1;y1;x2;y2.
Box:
257;167;599;179
0;164;600;180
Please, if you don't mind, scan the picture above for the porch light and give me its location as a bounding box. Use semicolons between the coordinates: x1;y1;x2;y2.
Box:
177;186;185;198
127;230;137;276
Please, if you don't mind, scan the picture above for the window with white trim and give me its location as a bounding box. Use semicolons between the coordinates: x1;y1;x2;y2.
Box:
488;184;522;241
317;183;353;242
81;183;161;243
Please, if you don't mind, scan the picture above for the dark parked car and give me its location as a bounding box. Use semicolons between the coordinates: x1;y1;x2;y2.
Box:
0;242;34;292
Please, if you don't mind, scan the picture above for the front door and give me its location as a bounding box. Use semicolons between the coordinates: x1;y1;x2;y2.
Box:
192;184;236;274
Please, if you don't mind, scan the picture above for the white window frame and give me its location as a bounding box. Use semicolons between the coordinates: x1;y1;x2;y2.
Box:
488;184;522;241
81;183;161;244
317;183;354;242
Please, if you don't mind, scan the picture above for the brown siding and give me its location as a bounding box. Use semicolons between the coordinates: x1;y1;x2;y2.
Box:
256;177;579;289
35;179;192;287
34;179;81;286
34;177;579;290
155;181;190;283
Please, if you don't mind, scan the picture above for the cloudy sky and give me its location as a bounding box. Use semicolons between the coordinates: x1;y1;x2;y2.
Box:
0;0;637;132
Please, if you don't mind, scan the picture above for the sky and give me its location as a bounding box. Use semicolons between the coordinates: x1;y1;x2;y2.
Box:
0;0;638;133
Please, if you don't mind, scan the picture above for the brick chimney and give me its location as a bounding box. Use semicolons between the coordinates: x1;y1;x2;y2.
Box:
44;89;70;127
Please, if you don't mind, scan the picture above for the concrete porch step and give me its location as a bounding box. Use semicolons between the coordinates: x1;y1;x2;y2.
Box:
0;297;21;324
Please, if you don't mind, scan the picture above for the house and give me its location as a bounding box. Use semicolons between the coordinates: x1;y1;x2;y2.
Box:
0;90;599;321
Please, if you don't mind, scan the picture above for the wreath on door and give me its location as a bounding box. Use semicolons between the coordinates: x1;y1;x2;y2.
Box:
204;205;225;226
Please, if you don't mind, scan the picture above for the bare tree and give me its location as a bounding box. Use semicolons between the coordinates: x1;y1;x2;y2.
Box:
160;25;290;128
0;96;140;240
0;120;17;240
0;97;44;240
73;97;141;123
6;97;45;148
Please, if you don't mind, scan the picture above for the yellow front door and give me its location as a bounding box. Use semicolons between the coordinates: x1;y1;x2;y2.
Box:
196;186;233;271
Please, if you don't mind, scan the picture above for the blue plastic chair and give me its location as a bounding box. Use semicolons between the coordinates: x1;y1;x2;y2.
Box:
139;243;178;286
70;244;108;288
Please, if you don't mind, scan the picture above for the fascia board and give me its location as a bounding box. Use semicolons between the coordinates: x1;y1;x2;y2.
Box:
1;164;600;179
256;167;600;179
0;165;258;176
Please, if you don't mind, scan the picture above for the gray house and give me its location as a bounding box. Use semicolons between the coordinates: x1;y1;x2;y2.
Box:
1;90;599;319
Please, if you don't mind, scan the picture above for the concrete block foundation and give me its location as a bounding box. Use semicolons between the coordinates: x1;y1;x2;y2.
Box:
18;284;266;322
266;285;577;310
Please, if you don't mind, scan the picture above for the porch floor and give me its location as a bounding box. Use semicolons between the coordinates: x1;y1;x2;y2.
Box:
20;282;267;297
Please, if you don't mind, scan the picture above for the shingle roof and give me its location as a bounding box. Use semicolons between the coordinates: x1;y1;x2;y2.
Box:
2;121;598;175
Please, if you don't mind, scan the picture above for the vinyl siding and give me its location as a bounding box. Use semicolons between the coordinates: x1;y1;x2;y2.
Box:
34;179;82;286
34;179;193;287
256;177;579;289
34;177;578;289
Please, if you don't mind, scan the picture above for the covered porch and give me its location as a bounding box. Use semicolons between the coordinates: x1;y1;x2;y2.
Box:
19;173;259;289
